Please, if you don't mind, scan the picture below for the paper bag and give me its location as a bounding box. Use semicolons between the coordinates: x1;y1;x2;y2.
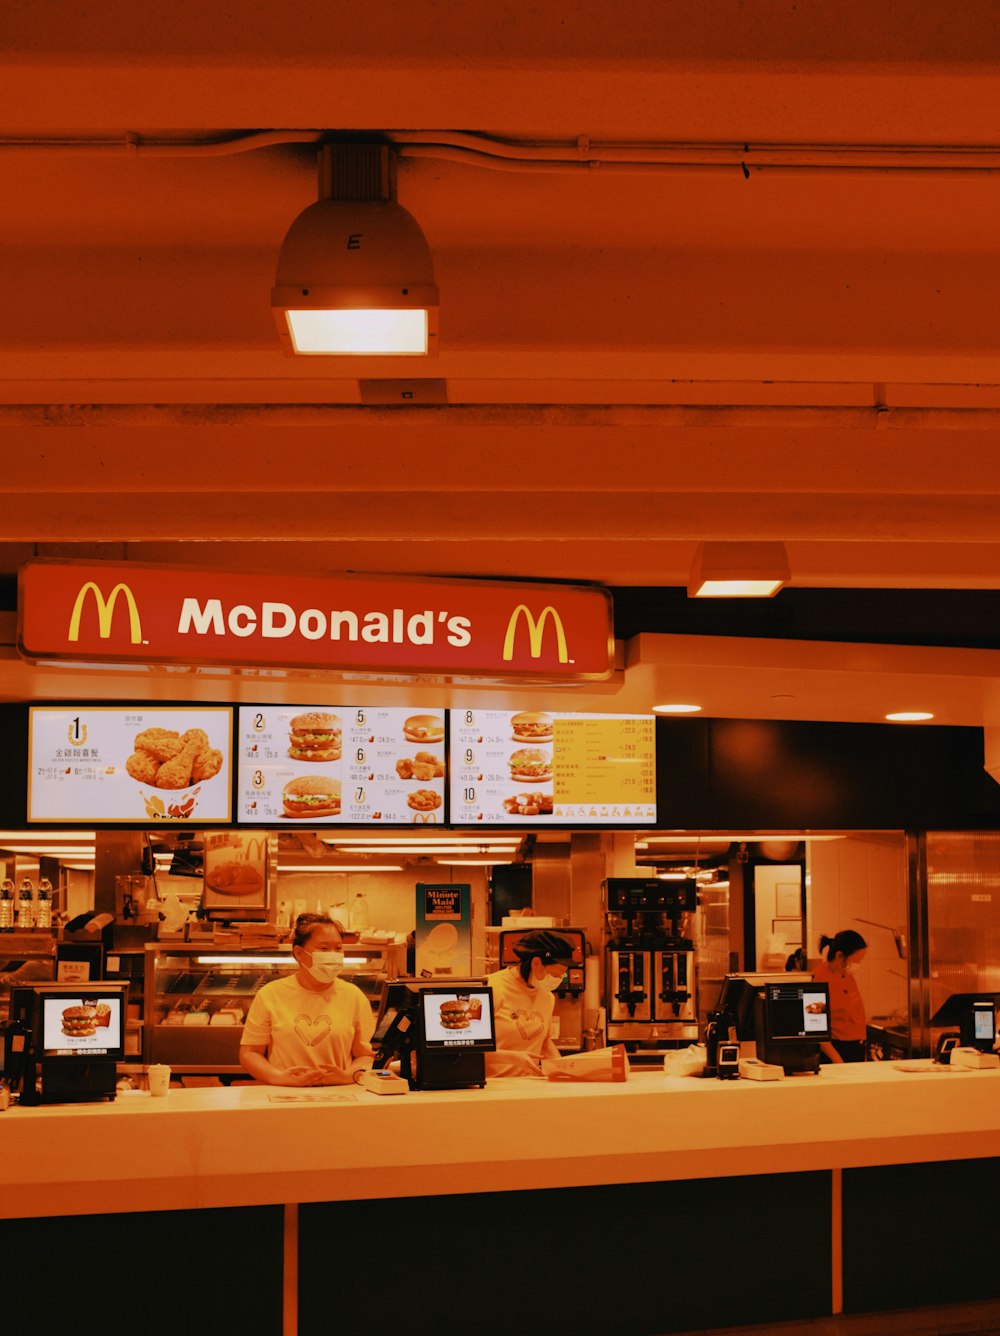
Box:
541;1044;629;1082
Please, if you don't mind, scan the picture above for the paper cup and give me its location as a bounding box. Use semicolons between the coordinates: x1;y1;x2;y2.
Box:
148;1064;171;1097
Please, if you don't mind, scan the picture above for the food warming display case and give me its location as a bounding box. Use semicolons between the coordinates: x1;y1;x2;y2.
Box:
144;940;405;1073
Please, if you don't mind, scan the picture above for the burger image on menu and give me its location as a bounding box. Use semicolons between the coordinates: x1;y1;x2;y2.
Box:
282;775;342;819
511;711;554;743
62;1005;98;1038
402;714;444;744
439;999;471;1030
288;711;342;762
509;748;553;782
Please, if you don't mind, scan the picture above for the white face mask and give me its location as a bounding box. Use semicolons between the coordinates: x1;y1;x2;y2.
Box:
845;961;861;976
304;949;344;984
535;971;564;993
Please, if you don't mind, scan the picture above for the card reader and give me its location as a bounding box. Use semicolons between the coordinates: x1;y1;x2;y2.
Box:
949;1046;1000;1071
738;1057;785;1081
360;1069;409;1095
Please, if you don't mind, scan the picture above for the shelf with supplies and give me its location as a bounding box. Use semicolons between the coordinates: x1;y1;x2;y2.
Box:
144;939;406;1073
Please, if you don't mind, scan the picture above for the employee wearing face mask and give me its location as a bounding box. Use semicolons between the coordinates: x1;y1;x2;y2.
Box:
811;929;869;1064
239;913;374;1086
485;929;575;1078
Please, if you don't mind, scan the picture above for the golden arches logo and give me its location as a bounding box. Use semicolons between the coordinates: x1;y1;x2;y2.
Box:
412;812;438;824
502;604;568;663
67;581;142;644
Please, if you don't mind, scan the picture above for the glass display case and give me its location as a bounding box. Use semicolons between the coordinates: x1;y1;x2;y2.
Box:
144;940;405;1073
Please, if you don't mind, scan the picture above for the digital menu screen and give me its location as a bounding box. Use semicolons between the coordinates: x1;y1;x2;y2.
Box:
449;709;656;824
42;994;124;1057
237;705;447;825
28;706;233;824
421;989;496;1049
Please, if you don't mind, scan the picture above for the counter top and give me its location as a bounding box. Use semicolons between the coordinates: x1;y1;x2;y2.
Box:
4;1060;1000;1220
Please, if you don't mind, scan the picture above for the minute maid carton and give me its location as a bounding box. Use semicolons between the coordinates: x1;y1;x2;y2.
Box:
415;883;471;976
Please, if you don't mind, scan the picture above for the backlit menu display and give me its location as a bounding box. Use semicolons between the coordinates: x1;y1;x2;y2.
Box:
237;705;447;825
449;708;656;824
28;706;233;824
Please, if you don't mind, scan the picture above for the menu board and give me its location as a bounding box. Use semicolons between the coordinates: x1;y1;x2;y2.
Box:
237;705;447;825
28;706;233;824
449;708;656;824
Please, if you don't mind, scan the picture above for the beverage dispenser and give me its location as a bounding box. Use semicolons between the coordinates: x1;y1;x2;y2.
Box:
603;878;698;1056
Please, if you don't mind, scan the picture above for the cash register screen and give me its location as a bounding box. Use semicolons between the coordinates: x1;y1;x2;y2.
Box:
41;992;125;1059
973;1002;996;1042
420;988;496;1050
764;982;831;1042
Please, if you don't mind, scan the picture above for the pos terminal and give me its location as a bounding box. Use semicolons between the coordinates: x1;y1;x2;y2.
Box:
3;982;127;1104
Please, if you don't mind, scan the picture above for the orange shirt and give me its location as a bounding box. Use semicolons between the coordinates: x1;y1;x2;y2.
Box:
811;960;866;1041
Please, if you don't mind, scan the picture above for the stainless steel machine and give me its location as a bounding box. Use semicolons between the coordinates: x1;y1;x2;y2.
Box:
604;878;698;1056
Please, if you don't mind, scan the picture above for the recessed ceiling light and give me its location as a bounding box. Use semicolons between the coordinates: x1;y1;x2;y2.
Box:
652;703;702;714
884;711;935;723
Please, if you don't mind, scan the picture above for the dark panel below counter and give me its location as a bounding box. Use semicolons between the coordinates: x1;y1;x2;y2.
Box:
843;1157;1000;1313
301;1172;832;1336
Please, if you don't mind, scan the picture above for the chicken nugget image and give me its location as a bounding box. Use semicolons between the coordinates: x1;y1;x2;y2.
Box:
182;728;209;750
192;747;223;782
126;751;161;784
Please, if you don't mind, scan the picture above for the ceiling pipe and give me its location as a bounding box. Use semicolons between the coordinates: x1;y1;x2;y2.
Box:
1;130;999;175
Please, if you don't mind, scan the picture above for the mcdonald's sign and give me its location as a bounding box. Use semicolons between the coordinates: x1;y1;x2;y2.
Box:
18;559;614;681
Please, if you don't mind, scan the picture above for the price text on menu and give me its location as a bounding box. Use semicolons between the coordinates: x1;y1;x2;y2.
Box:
449;709;656;825
237;705;447;825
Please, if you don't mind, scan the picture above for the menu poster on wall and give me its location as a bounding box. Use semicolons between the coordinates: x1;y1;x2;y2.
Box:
28;706;233;824
415;883;472;977
450;708;656;825
237;705;447;825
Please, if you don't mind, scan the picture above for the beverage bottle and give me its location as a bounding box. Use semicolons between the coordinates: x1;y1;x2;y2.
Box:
35;878;53;930
0;880;14;932
17;878;34;930
351;891;370;934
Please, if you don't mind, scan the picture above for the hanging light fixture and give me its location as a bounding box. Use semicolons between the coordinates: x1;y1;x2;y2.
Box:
687;541;790;598
272;141;439;356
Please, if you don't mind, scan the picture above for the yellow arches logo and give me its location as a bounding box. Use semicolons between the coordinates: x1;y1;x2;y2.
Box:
67;581;142;644
502;604;568;663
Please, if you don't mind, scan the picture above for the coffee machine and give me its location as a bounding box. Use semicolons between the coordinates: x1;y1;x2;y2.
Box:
604;878;698;1056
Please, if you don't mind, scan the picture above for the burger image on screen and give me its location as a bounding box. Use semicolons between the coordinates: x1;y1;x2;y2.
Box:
439;999;471;1030
403;714;444;744
61;1005;98;1038
511;711;554;743
282;775;342;819
288;711;342;762
509;748;553;781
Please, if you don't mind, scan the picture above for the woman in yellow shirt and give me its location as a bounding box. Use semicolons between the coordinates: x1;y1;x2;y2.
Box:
811;928;868;1063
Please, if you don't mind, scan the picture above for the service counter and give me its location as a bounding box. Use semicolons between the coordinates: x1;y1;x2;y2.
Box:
4;1063;1000;1334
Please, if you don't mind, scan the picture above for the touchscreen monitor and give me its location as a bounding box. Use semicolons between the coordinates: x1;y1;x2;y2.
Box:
39;990;126;1060
764;981;831;1042
420;987;496;1051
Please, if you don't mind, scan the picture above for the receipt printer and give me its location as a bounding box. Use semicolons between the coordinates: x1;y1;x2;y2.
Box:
739;1057;784;1081
360;1069;409;1095
949;1046;1000;1071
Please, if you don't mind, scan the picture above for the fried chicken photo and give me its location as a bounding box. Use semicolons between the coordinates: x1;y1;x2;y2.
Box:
126;750;161;784
192;747;223;782
134;728;185;763
153;737;202;790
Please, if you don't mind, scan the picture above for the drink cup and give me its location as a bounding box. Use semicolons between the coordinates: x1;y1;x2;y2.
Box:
148;1064;171;1097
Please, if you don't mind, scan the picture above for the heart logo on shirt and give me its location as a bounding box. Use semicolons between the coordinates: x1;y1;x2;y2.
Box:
512;1009;544;1041
294;1013;331;1047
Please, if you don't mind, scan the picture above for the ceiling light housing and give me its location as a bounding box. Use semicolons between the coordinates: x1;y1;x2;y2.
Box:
272;142;438;356
688;541;790;598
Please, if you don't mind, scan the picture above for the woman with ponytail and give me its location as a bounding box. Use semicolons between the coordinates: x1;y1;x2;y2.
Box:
812;928;868;1063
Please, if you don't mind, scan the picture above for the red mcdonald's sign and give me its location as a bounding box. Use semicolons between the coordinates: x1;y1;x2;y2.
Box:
18;560;615;682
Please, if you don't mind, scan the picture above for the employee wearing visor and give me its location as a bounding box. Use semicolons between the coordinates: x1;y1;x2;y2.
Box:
811;928;869;1064
486;929;575;1078
240;912;374;1086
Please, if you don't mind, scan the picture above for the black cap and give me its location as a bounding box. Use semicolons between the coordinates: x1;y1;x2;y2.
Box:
511;930;574;965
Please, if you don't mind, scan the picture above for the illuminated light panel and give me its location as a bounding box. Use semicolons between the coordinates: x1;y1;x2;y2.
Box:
435;858;513;866
277;864;405;873
285;308;428;355
885;711;935;722
652;703;702;714
692;578;785;598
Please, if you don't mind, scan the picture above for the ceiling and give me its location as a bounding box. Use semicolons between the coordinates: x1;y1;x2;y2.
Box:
3;4;1000;728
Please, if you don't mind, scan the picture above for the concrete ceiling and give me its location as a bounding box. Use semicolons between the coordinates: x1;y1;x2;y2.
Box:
3;3;1000;728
